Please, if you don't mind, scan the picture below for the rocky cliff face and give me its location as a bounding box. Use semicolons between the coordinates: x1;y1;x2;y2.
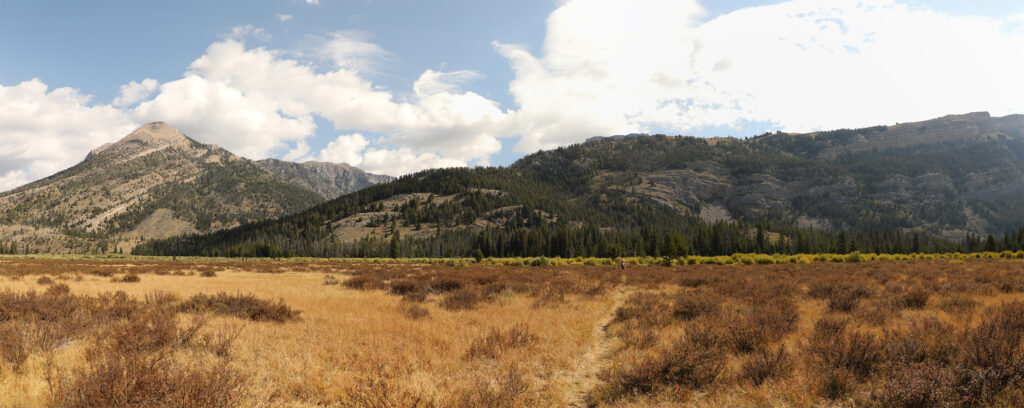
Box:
255;159;393;200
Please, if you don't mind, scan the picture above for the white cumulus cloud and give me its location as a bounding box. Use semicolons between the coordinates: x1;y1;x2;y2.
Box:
315;133;369;165
277;14;293;22
127;37;507;175
132;74;316;159
0;79;136;192
497;0;1024;151
112;78;158;107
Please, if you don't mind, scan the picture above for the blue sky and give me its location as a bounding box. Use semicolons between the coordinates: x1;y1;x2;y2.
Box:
2;0;1024;190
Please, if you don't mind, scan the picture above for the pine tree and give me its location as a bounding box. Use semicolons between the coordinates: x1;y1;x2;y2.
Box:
389;229;401;258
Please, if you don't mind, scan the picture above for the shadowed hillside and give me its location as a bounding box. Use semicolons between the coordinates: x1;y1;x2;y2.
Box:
136;112;1024;258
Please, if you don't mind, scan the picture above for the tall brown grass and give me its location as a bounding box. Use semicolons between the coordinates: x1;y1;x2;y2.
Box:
2;257;1024;406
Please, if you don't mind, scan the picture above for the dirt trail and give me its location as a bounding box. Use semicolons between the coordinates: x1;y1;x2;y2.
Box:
562;288;630;407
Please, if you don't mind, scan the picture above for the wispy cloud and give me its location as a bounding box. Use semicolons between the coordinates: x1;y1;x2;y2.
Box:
223;24;270;41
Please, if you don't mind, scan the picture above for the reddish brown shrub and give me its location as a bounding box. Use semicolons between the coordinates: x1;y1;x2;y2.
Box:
742;346;793;386
178;292;300;322
873;362;959;408
817;368;855;400
902;288;931;309
885;317;956;364
112;273;140;283
401;303;430;320
939;294;978;315
613;292;672;328
441;287;484;311
723;298;800;354
671;290;721;321
810;328;883;380
598;336;724;399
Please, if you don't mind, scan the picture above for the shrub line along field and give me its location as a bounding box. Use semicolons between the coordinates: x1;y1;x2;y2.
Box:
2;255;1024;406
3;249;1024;266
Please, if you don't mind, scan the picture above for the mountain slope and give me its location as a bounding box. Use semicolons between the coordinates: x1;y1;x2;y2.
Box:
0;123;335;253
136;112;1024;258
255;159;393;200
523;112;1024;238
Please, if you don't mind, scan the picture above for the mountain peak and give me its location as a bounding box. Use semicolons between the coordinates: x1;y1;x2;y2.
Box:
88;122;193;159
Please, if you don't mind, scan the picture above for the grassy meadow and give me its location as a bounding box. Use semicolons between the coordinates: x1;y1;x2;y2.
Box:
1;255;1024;407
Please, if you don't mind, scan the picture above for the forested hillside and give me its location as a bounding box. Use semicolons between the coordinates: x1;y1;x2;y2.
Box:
135;112;1024;258
0;123;388;254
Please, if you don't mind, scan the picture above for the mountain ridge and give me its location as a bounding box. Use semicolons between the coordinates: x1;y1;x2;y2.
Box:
255;159;394;200
0;122;390;254
137;111;1024;258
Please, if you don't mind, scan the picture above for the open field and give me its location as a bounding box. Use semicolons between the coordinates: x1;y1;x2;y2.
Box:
2;257;1024;407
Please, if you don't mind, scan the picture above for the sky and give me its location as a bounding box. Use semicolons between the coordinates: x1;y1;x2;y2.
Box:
2;0;1024;191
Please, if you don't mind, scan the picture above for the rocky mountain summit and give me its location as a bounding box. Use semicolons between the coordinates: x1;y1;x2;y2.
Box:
0;122;389;253
256;159;393;200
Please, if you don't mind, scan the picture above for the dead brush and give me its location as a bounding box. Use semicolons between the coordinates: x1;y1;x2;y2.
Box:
902;287;931;309
323;274;340;286
722;297;800;354
465;323;538;360
401;303;430;320
111;273;141;283
885;317;956;364
596;336;724;402
389;279;422;295
808;326;883;380
0;285;250;407
940;294;979;315
49;307;247;408
344;275;382;290
427;279;462;294
853;296;903;326
872;362;960;408
952;301;1024;404
178;292;300;322
440;286;485;311
401;291;428;303
0;321;36;371
36;276;53;285
671;290;721;321
741;346;793;386
827;289;868;313
817;368;856;401
613;292;673;328
0;287;93;370
531;285;566;308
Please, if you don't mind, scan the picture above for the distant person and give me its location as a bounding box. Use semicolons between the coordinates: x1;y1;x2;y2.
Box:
620;258;626;270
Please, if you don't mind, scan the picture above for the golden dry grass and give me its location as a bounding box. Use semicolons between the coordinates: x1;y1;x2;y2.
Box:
2;257;1024;407
0;260;616;407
